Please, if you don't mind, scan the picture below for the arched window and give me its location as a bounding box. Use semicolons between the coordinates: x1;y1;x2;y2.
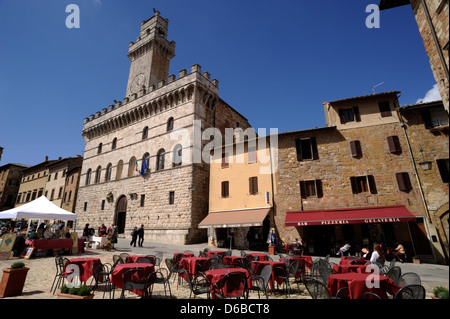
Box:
167;117;174;131
156;149;165;170
85;169;92;186
128;156;137;177
98;143;103;154
112;138;117;150
116;160;123;180
173;144;182;167
142;126;149;140
142;153;150;174
95;166;102;183
105;163;112;182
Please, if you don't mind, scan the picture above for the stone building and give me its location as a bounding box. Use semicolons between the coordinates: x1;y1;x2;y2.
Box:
15;156;83;215
16;157;57;207
274;91;448;263
399;100;449;262
379;0;449;113
0;163;29;211
75;12;250;244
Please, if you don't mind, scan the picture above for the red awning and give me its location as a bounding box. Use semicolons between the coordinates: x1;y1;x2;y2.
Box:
285;206;416;226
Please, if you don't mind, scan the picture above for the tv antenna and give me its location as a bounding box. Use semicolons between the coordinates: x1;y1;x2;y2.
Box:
372;82;384;94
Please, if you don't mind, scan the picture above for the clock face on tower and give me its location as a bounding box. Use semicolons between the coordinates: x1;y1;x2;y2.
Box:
130;73;146;93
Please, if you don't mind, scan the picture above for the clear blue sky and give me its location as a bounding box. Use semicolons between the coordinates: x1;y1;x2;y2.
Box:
0;0;440;166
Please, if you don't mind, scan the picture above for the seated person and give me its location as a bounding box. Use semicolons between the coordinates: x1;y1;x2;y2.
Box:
361;246;372;260
336;242;351;256
392;241;406;263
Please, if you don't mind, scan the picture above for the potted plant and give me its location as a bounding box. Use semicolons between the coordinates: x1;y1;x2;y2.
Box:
0;261;30;298
268;244;276;255
412;256;421;264
57;284;95;299
431;286;449;299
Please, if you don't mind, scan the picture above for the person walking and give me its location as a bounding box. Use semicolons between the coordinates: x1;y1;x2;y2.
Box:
130;226;138;247
138;224;145;247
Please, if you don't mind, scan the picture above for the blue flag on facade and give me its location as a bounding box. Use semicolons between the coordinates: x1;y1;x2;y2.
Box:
140;158;148;176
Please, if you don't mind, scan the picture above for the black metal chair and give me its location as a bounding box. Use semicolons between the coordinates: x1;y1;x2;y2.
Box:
316;265;333;284
275;260;300;297
398;272;421;287
335;287;350;299
50;256;71;294
364;291;383;299
250;264;272;299
120;268;151;299
302;275;331;299
148;268;172;298
385;266;402;285
91;261;114;299
394;284;426;299
212;271;248;299
181;269;211;299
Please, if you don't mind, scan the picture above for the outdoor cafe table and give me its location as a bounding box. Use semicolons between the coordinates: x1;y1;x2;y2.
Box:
327;273;401;299
204;268;252;299
173;252;194;262
223;256;245;267
339;256;367;266
246;252;268;261
25;238;85;252
250;260;286;290
64;257;101;284
332;264;371;274
125;255;156;264
178;256;208;281
110;263;154;296
207;250;227;258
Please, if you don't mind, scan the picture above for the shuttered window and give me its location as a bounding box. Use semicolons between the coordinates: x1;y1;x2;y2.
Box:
350;140;362;158
387;136;402;154
378;101;392;117
221;153;229;168
249;177;258;195
300;180;323;198
221;181;229;197
396;172;412;192
350;175;377;194
295;137;319;161
339;107;361;124
436;158;449;183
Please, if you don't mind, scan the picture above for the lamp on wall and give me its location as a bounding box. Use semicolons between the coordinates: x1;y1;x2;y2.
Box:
418;147;432;170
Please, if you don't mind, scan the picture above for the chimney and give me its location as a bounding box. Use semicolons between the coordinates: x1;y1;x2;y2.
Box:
45;156;49;162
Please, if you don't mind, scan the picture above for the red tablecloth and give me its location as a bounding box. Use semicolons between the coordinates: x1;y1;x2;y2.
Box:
125;255;156;264
223;256;245;268
327;273;401;299
178;257;208;281
64;257;100;283
110;263;154;296
207;250;227;258
332;264;371;274
173;252;194;262
250;261;286;289
339;256;367;266
205;268;252;299
280;255;313;277
25;238;85;252
246;253;268;261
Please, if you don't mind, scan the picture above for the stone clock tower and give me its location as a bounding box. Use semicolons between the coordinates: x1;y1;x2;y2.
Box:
125;11;176;96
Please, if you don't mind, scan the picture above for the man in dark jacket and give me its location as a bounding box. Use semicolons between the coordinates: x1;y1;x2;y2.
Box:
138;224;144;247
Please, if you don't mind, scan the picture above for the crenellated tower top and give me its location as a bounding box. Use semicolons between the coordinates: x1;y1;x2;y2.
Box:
125;11;176;97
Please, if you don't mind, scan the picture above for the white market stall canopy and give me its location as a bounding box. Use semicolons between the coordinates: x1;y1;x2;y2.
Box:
0;196;77;221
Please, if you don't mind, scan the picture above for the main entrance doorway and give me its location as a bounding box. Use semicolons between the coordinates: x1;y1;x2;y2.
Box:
115;195;127;234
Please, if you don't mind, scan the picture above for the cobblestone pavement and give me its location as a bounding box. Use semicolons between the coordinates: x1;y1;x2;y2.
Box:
0;238;448;300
